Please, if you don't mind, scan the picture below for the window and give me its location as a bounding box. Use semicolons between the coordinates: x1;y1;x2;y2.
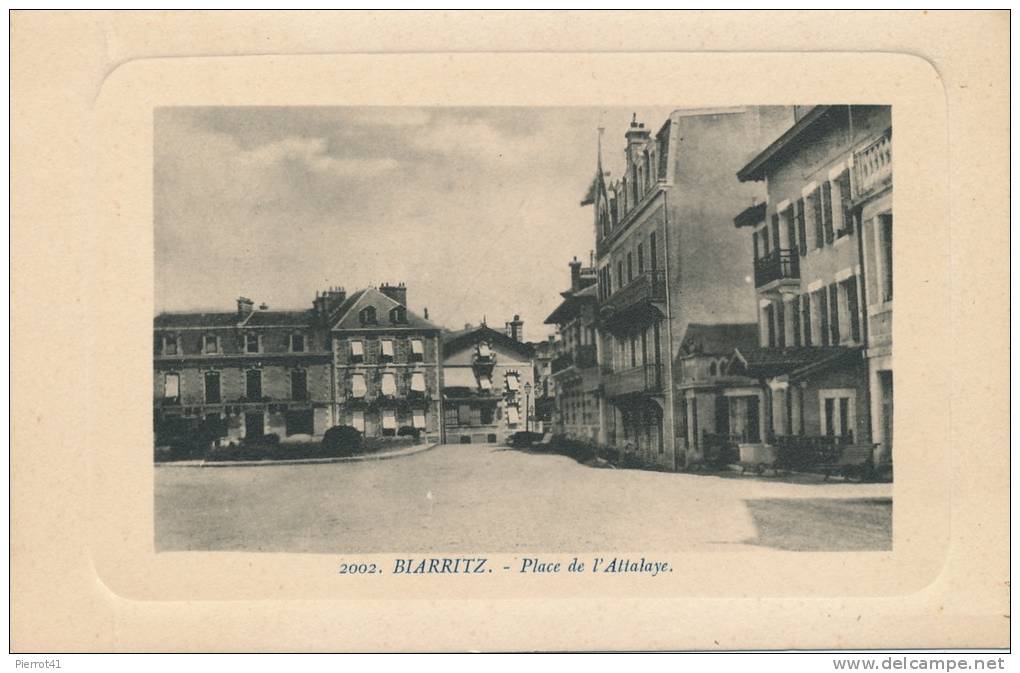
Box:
795;198;808;256
480;405;494;425
820;390;856;439
163;335;178;356
410;338;425;362
752;230;760;260
817;289;830;346
627;253;633;282
290;333;305;352
381;339;394;363
380;372;397;397
444;408;458;428
412;409;426;429
637;243;644;274
505;372;520;392
649;232;657;271
457;404;472;426
204;371;221;403
390;306;406;324
382;409;397;434
761;224;771;256
349;373;367;399
630;335;637;367
359;306;377;325
245;334;260;353
801;294;813;346
351;410;365;433
163;373;180;402
291;369;307;401
763;303;775;347
477;342;492;359
784;205;797;254
771;213;781;252
478;375;492;391
828;283;841;345
350;340;364;363
410;371;426;393
203;334;218;354
245;370;262;400
879;213;893;301
709;362;717;377
617;261;624;289
506;405;520;425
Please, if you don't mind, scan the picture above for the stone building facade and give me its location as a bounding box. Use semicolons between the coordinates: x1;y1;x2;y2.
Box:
729;105;892;463
584;107;796;470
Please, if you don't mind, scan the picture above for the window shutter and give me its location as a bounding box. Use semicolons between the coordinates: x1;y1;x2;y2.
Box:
775;299;786;348
796;198;807;256
812;188;824;249
752;231;759;260
785;205;796;254
839;169;853;235
822;181;834;244
828;283;841;345
771;213;781;252
817;290;829;346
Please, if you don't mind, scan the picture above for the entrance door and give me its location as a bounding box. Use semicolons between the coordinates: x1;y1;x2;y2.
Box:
245;412;265;438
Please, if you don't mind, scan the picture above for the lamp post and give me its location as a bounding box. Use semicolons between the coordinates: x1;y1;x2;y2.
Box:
524;382;532;436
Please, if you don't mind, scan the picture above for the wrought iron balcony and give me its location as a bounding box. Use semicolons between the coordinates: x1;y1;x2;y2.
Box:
599;270;666;328
853;129;892;200
550;344;598;375
754;249;800;289
602;363;662;398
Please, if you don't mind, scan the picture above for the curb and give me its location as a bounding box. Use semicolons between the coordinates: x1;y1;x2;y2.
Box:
156;442;440;468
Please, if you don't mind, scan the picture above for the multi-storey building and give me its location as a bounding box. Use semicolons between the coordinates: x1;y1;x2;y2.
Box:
154;296;335;442
441;321;535;444
585;108;795;470
728;105;892;463
328;283;443;443
528;334;558;432
544;256;602;441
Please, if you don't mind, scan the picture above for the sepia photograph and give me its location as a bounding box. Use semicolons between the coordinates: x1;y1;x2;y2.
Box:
152;104;894;555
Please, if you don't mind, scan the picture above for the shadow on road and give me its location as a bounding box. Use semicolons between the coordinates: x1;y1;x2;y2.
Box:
742;497;893;551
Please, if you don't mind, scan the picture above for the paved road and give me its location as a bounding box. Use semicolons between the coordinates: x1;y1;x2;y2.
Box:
155;443;891;553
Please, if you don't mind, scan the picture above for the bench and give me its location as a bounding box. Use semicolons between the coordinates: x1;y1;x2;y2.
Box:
820;444;877;481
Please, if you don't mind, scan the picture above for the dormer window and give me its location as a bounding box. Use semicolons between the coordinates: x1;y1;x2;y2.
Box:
245;333;260;354
359;306;377;325
290;333;306;353
389;306;407;324
477;342;492;359
203;334;219;354
162;334;179;356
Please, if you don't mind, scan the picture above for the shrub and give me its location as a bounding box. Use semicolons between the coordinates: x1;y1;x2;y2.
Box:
321;425;363;456
397;426;421;441
509;431;543;448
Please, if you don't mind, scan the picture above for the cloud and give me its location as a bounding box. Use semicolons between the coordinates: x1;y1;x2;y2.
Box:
240;136;401;177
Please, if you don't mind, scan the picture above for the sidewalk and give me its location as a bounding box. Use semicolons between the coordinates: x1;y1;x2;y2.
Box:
156;441;439;468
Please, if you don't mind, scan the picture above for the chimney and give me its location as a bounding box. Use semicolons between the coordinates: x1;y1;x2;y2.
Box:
259;302;268;310
625;112;651;162
237;296;254;318
423;307;429;320
569;256;582;291
507;314;523;342
379;282;407;307
313;292;327;321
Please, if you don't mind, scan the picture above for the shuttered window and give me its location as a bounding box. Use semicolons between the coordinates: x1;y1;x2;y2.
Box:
784;204;796;254
801;294;813;346
291;369;307;401
812;188;824;249
836;170;853;237
846;277;861;342
771;213;781;252
775;300;786;348
817;289;830;346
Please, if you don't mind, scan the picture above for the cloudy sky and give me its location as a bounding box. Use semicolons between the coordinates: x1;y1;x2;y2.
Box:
155;106;675;340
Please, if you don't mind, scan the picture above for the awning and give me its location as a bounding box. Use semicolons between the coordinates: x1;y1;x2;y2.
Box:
350;373;367;398
479;376;492;391
381;339;394;357
411;339;424;355
506;405;520;424
410;372;426;392
412;409;426;429
382;409;397;429
350;340;364;356
477;343;492;358
381;372;397;396
351;410;365;432
505;373;520;391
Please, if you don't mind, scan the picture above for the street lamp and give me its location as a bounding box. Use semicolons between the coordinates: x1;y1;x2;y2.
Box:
523;382;532;436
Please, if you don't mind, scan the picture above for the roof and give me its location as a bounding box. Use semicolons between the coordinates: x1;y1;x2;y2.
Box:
737;106;837;182
731;346;863;380
243;309;317;327
329;287;439;332
680;323;759;357
154;312;241;329
733;201;767;229
442;325;535;359
544;283;598;325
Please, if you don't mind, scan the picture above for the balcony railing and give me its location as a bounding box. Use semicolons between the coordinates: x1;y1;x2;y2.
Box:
853;129;892;199
754;249;800;288
550;344;598;375
602;363;662;398
600;269;666;321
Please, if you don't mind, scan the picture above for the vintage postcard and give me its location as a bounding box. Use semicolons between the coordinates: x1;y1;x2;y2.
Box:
10;11;1009;653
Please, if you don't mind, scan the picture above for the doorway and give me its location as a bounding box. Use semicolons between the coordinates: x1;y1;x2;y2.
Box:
245;412;265;438
879;370;893;462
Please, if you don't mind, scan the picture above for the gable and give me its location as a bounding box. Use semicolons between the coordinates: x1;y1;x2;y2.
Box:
330;287;439;331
